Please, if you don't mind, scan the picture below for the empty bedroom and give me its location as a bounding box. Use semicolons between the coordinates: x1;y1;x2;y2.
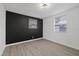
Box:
0;3;79;56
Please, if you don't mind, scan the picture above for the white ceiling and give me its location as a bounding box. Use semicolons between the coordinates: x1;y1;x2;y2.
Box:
3;3;79;18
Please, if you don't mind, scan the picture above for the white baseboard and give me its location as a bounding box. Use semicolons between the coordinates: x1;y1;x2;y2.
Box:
44;38;79;51
0;45;6;56
6;37;43;47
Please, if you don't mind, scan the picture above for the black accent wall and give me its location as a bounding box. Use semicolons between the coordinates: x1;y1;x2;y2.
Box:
6;11;43;44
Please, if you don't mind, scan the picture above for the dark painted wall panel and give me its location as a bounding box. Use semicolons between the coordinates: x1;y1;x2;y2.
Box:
6;11;43;44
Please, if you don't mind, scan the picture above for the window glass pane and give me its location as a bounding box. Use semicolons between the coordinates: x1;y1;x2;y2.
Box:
54;15;67;32
29;18;37;29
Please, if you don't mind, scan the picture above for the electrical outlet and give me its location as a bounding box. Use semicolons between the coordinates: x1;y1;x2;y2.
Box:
32;36;34;38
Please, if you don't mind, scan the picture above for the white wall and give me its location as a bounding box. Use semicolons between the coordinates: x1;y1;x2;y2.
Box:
43;6;79;50
0;4;5;55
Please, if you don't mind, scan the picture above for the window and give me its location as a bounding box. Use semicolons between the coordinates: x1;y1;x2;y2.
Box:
54;15;67;32
28;18;37;29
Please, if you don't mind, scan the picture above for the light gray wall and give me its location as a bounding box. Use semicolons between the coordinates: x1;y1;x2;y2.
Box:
43;6;79;50
0;4;5;55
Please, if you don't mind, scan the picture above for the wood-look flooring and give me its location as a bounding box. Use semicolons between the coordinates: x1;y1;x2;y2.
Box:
2;39;79;56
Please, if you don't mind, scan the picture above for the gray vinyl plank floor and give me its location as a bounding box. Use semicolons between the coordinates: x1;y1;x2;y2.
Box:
2;39;79;56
